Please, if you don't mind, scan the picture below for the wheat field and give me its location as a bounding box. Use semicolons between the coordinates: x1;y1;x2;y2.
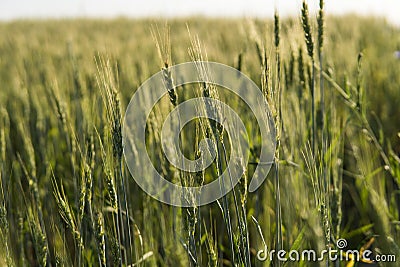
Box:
0;2;400;266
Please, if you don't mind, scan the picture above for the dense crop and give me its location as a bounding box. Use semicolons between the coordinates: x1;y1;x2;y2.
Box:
0;3;399;266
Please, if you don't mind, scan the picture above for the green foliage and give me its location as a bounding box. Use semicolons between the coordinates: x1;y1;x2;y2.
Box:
0;14;399;266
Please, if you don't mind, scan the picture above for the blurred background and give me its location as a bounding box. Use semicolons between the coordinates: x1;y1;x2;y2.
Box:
1;0;400;26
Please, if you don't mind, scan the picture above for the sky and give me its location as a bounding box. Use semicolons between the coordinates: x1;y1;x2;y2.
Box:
1;0;400;26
